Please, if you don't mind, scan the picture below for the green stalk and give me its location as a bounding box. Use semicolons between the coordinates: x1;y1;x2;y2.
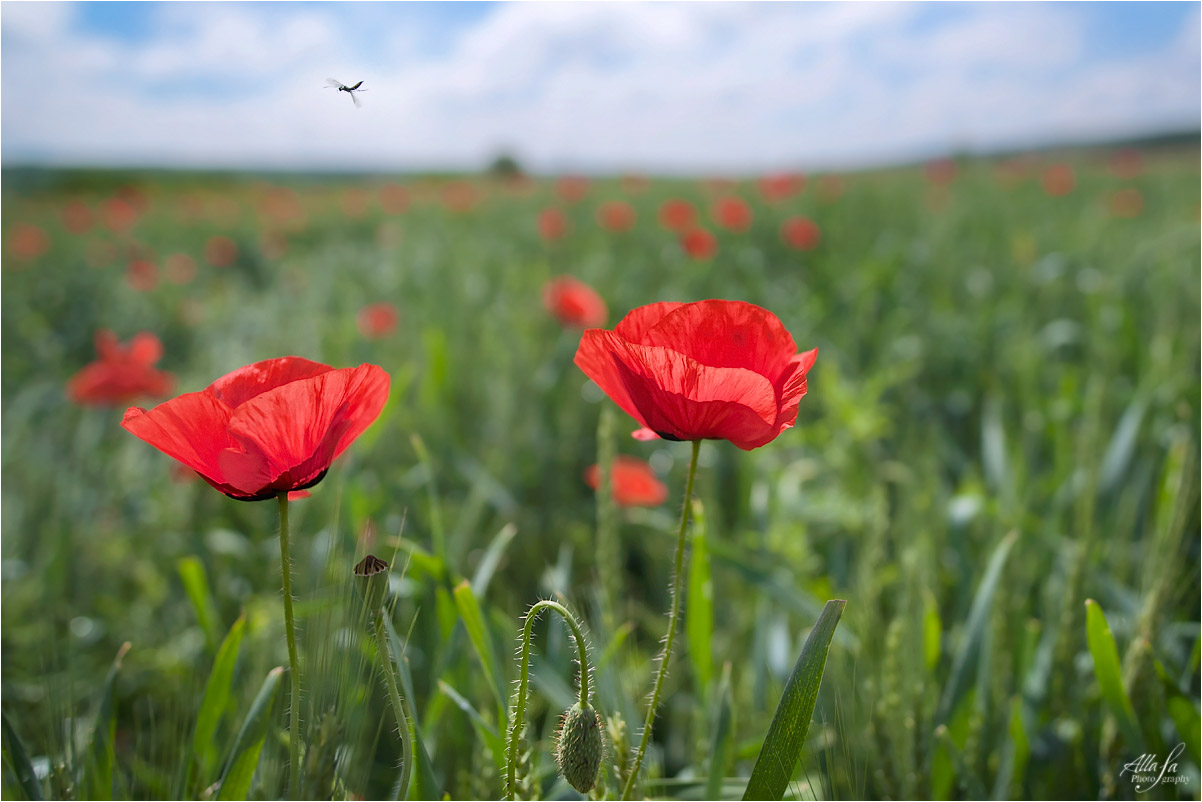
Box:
505;600;591;800
277;492;302;799
622;439;701;800
373;613;413;800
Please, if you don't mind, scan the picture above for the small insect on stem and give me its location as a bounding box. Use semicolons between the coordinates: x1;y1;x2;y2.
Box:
325;78;367;108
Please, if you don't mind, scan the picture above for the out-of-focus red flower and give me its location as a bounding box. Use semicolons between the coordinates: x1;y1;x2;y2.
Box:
205;235;238;267
8;223;50;261
758;173;804;202
621;174;650;194
287;490;312;500
68;330;175;406
925;158;957;186
711;197;752;232
584;456;668;507
62;201;94;234
103;198;140;233
258;188;306;230
442;181;480;213
164;253;197;285
126;259;158;291
358;302;400;338
680;227;718;260
818;175;845;202
780;216;821;251
543;276;607;328
574;300;817;451
123;357;390;501
597;200;636;232
1107;188;1144;218
1109;148;1144;179
659;199;697;232
702;177;737;195
379;183;409;215
556;176;590;203
1042;165;1075;197
342;188;371;219
538;208;569;242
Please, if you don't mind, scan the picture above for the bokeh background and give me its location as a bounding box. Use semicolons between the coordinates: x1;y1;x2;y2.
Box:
2;3;1200;800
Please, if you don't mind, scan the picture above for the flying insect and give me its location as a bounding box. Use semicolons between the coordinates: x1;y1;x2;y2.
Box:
325;78;366;107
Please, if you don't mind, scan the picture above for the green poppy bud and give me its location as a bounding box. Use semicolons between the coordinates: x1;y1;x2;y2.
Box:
554;702;603;794
353;554;389;612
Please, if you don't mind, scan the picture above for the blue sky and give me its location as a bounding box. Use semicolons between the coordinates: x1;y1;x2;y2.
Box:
2;2;1198;173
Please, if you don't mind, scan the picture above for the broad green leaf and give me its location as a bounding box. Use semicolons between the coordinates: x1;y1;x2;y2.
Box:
706;663;734;801
742;599;845;801
938;531;1017;721
922;588;941;673
189;615;246;789
688;499;715;696
216;666;283;801
1;710;42;801
178;557;222;654
84;642;130;801
1084;599;1143;749
452;580;508;722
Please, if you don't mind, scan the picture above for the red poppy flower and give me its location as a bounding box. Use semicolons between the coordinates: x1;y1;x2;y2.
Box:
103;197;139;233
711;197;752;232
543;277;607;328
358;302;400;338
597;200;636;232
538;208;569;242
780;216;821;251
925;158;957;186
680;227;718;260
126;259;158;292
62;200;94;234
7;223;50;261
379;183;409;215
758;173;804;202
205;235;238;267
122;357;390;501
442;181;480;213
556;176;590;203
659;199;697;232
574;300;817;451
1042;165;1075;197
584;456;668;507
1109;148;1143;179
68;330;175;406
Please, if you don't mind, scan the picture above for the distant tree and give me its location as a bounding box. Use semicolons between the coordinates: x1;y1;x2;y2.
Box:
487;152;524;178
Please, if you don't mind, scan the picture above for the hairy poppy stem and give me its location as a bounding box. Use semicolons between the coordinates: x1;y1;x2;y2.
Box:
372;612;413;801
277;492;302;799
505;599;592;800
622;439;701;801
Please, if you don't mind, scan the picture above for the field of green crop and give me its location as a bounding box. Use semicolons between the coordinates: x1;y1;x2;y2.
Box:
1;149;1199;800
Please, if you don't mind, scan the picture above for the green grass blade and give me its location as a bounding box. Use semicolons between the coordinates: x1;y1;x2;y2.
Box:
216;666;283;801
1084;599;1143;749
706;662;734;801
178;557;222;655
437;680;506;774
452;579;508;722
1152;655;1201;764
384;613;440;800
688;499;715;696
938;531;1017;721
83;641;130;801
470;523;518;598
188;615;246;791
742;599;846;801
2;710;43;801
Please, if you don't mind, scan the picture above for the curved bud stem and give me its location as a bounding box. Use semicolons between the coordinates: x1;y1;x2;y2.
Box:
505;600;592;800
622;438;701;800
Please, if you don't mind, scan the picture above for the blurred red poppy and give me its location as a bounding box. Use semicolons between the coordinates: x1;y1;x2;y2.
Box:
680;227;718;260
7;223;49;261
103;198;140;233
442;181;480;213
543;276;607;328
597;200;636;232
126;259;158;292
62;200;94;234
758;173;804;202
68;330;175;406
781;216;821;251
711;197;752;232
123;357;390;501
379;183;409;214
574;300;817;450
1107;188;1144;218
164;253;197;285
1042;165;1075;197
205;235;238;267
538;208;569;241
925;159;957;186
584;456;667;507
358;302;400;338
659;199;697;232
1109;148;1143;179
556;176;590;203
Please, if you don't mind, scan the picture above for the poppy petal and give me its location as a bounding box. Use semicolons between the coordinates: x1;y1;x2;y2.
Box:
122;393;237;482
613;302;685;343
643;300;798;376
207;356;333;408
574;330;650;428
631;427;661;441
128;333;163;366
